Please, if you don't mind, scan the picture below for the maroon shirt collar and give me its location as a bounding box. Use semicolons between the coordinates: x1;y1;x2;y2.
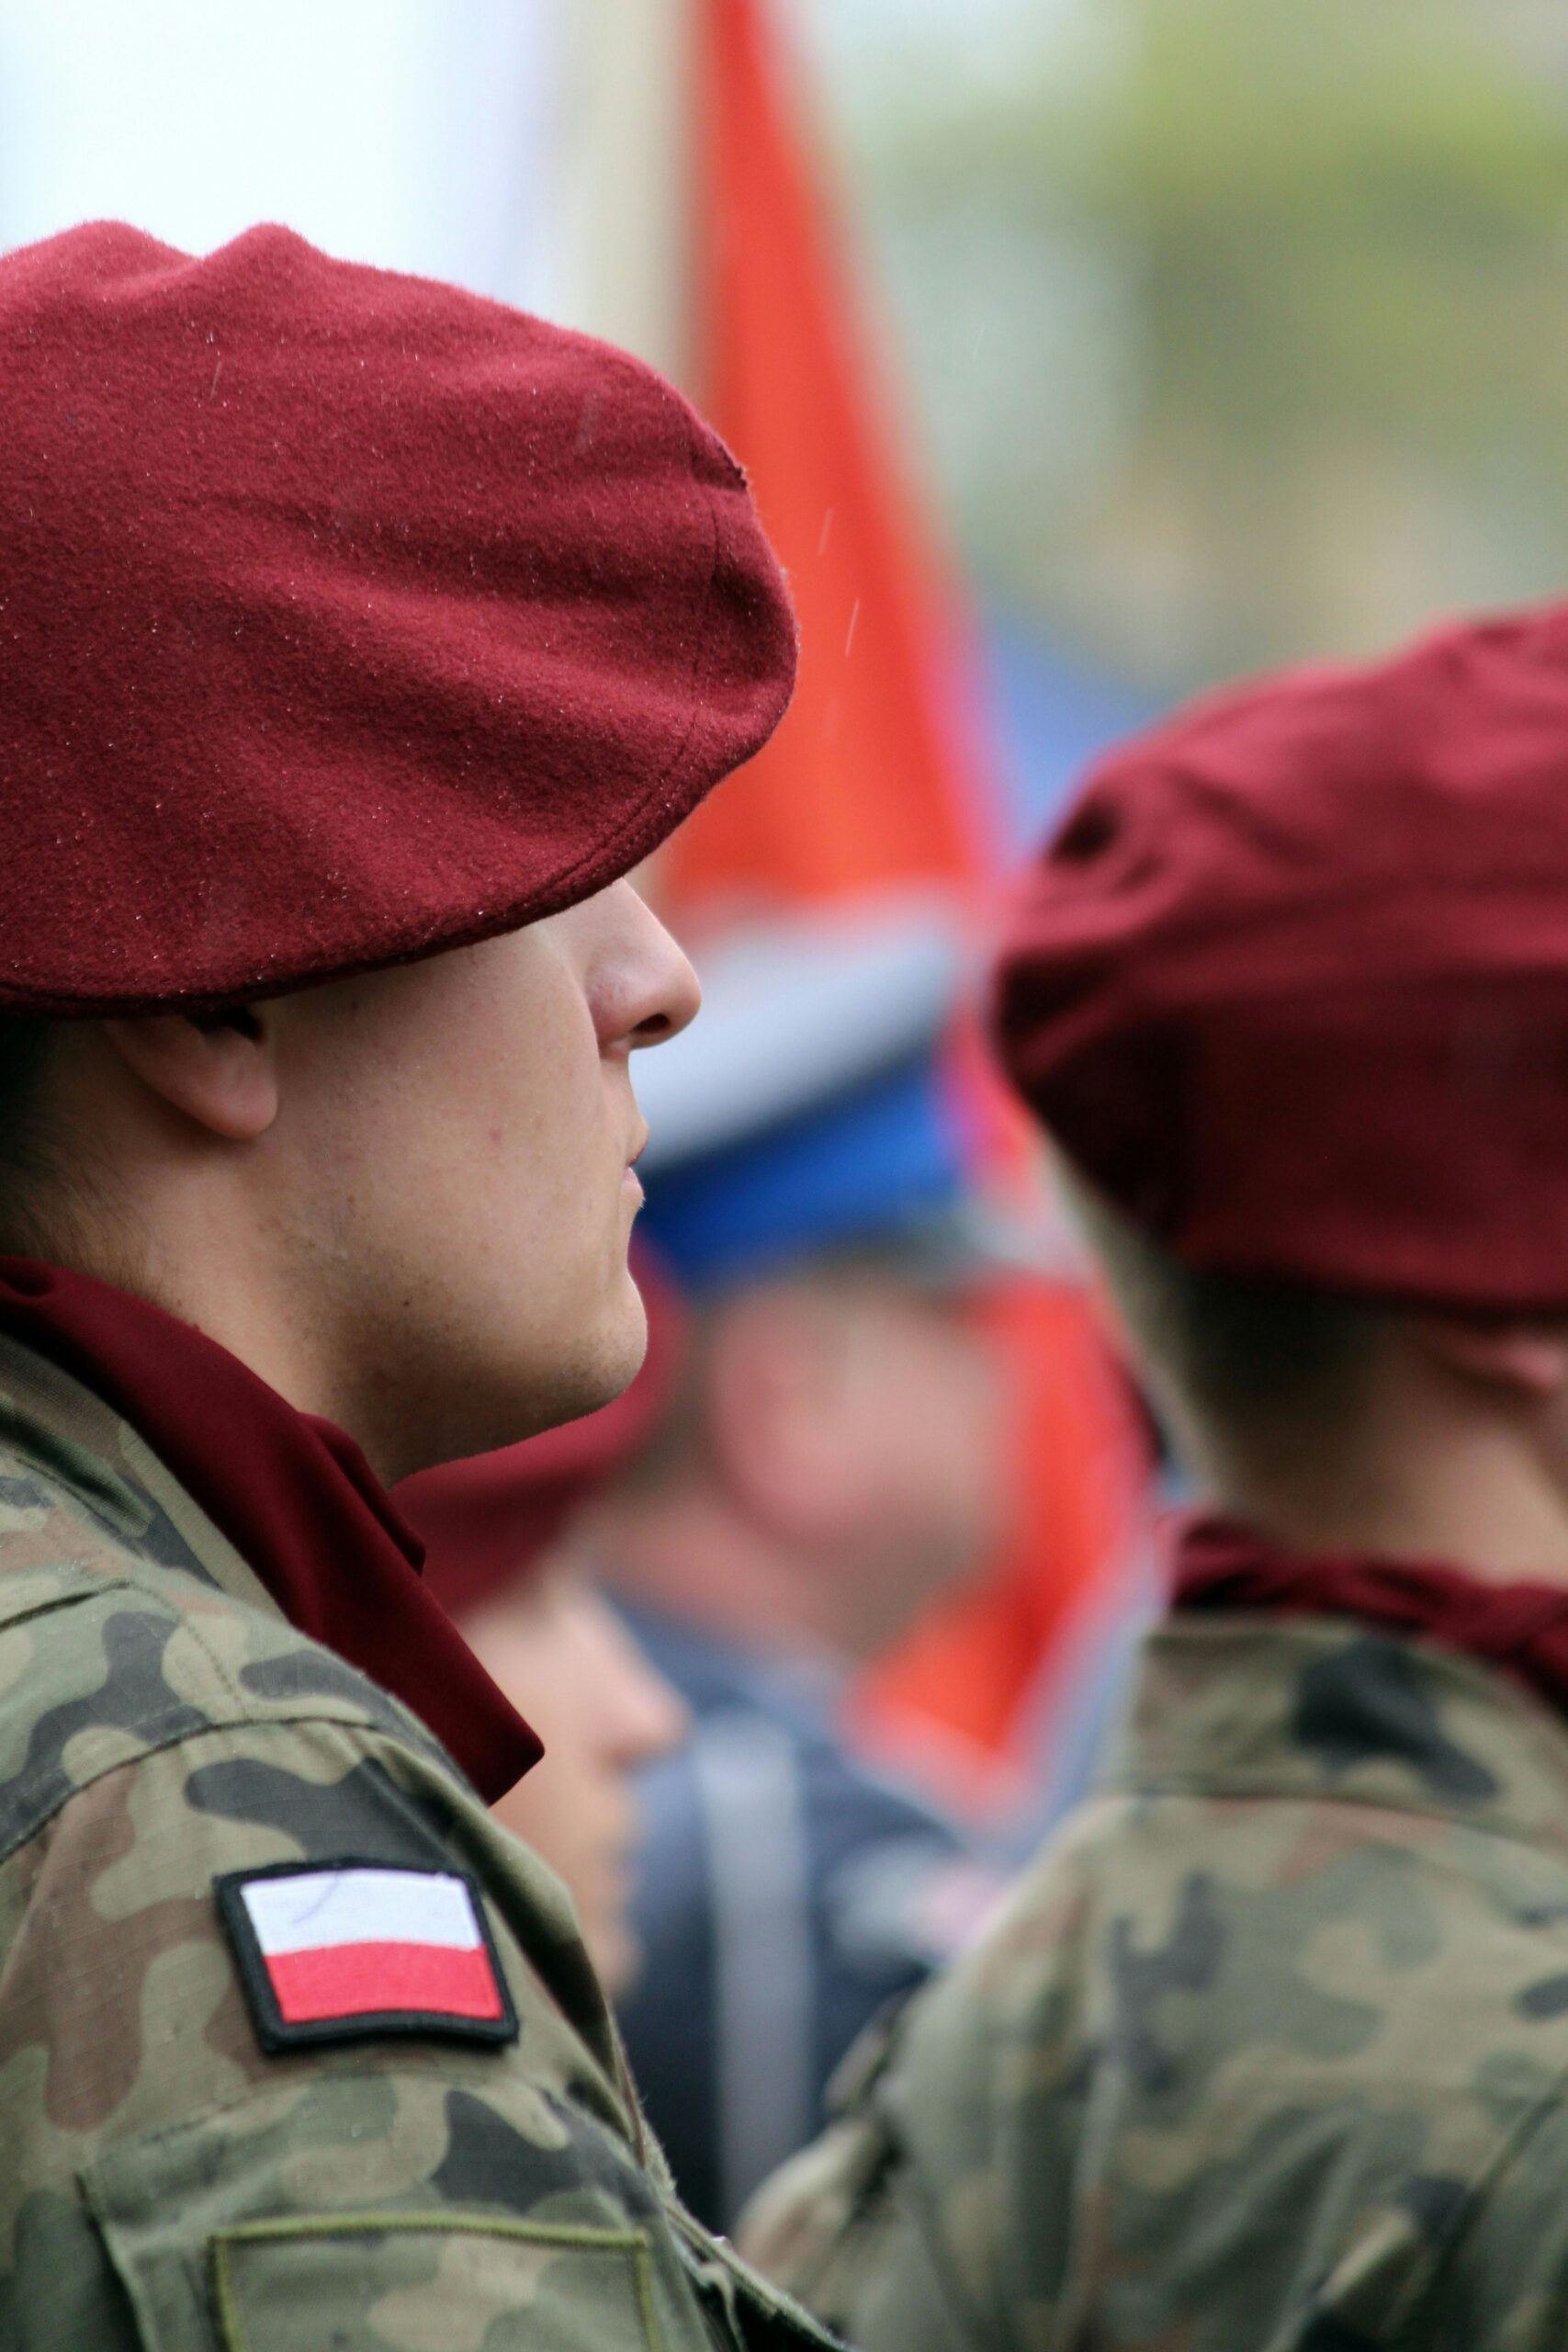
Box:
1173;1510;1568;1724
0;1258;540;1801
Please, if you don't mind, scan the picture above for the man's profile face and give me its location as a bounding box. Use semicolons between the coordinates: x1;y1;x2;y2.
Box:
267;880;699;1474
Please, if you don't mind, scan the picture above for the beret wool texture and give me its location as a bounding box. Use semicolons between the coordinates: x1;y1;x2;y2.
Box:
396;1401;642;1620
992;602;1568;1312
0;221;796;1012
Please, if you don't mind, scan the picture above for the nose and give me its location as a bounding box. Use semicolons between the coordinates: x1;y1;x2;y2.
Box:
583;1589;692;1765
586;880;702;1051
627;922;701;1051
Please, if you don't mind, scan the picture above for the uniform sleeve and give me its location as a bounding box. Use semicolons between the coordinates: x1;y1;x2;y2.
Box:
0;1710;838;2352
738;1968;1038;2352
1394;2094;1568;2352
739;1837;1102;2352
739;2089;983;2352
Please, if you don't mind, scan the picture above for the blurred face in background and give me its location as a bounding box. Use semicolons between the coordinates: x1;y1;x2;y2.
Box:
458;1552;688;1994
712;1272;1009;1656
606;1268;1008;1662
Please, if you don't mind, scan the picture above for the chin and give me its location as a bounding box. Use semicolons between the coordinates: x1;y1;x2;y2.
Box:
554;1273;649;1420
491;1280;651;1449
386;1268;650;1473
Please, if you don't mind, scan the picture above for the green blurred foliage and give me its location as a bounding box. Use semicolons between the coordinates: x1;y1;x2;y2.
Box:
830;0;1568;684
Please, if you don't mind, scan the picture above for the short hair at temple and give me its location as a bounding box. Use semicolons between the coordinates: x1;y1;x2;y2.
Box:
1062;1169;1382;1470
0;1018;68;1258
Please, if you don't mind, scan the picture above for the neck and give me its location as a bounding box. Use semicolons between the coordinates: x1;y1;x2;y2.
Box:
35;1182;400;1471
1199;1385;1568;1589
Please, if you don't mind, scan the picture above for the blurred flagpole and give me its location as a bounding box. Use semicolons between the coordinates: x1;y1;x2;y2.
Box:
547;0;694;385
549;0;1151;1831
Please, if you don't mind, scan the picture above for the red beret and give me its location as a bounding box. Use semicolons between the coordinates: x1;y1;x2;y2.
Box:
0;222;795;1013
992;603;1568;1310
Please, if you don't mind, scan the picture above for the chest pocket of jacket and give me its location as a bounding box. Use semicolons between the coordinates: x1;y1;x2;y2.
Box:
197;2213;847;2352
76;2085;742;2352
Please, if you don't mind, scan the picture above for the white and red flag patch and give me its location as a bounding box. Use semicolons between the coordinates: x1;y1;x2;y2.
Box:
217;1862;517;2052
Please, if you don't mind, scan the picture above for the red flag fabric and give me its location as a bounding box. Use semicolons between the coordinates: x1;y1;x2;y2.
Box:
662;0;1149;1814
665;0;998;915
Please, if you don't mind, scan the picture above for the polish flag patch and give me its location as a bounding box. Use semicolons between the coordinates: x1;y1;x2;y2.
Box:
217;1860;518;2052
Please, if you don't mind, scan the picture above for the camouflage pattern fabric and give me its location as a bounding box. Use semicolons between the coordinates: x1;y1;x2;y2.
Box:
741;1609;1568;2349
0;1330;840;2350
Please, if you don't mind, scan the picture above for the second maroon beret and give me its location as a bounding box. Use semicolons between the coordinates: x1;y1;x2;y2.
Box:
992;602;1568;1310
0;221;795;1013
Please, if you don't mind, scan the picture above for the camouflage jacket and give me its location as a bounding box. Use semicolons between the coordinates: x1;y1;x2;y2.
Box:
741;1606;1568;2350
0;1329;839;2352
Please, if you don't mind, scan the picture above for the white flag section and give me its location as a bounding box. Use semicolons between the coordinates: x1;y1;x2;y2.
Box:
547;0;694;381
235;1866;503;2026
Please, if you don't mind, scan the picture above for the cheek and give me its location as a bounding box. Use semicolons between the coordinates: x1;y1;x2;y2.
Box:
468;1616;565;1727
876;1347;998;1521
480;1023;621;1240
409;1033;614;1288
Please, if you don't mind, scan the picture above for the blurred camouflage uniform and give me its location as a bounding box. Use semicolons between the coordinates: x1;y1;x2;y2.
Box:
743;1605;1568;2350
0;1329;837;2350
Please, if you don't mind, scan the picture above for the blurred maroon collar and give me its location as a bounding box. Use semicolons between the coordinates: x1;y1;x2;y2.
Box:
1173;1511;1568;1721
0;1259;539;1801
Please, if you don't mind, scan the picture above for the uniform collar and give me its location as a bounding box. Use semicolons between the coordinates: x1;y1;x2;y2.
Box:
0;1261;540;1801
1104;1552;1568;1857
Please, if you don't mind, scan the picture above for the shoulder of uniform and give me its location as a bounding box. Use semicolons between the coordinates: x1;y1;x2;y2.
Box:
0;1498;452;1870
876;1773;1568;2180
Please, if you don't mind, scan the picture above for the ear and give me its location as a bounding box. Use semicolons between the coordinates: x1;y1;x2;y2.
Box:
102;1008;278;1142
704;1287;870;1544
1414;1312;1568;1403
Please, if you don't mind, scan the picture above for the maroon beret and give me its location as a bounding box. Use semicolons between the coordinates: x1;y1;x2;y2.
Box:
0;222;795;1012
992;602;1568;1310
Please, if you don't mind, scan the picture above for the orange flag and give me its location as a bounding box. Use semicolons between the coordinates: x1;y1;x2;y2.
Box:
664;0;998;917
660;0;1150;1817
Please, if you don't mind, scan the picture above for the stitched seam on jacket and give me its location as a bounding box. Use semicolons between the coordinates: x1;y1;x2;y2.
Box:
206;2214;660;2352
0;1708;447;1871
1376;2084;1568;2341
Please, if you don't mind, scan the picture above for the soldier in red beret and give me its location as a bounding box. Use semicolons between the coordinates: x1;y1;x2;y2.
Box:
0;220;838;2348
744;602;1568;2349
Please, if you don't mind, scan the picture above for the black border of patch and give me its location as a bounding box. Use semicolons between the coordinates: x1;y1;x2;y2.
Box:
215;1855;520;2054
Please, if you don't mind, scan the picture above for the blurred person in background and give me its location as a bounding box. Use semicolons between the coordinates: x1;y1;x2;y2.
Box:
400;1286;690;1998
585;899;1017;2230
745;601;1568;2350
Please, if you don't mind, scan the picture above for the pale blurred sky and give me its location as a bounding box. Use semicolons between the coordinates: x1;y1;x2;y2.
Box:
0;0;554;291
0;0;1060;297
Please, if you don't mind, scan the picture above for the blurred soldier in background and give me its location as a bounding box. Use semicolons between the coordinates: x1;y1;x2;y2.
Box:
745;601;1568;2348
400;1317;691;1998
592;900;1016;2228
